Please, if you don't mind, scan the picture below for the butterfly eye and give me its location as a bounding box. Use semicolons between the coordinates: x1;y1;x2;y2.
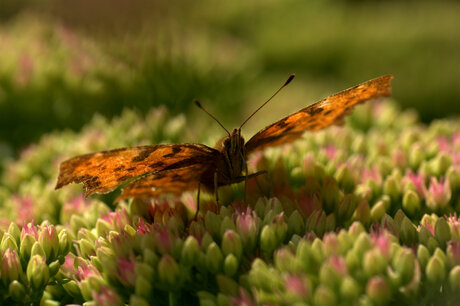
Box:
224;138;231;148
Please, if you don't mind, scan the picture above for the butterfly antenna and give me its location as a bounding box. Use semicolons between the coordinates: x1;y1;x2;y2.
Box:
239;73;295;129
194;99;231;136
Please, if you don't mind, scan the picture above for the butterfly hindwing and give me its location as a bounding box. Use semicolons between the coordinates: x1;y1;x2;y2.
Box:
245;75;393;153
55;144;220;197
116;163;212;201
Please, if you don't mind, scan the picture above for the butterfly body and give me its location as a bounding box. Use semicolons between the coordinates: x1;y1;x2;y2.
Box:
55;75;394;205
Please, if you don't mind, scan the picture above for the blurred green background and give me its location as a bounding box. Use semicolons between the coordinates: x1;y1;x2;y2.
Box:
1;0;459;159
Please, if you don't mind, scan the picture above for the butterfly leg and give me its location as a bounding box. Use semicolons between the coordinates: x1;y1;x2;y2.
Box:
214;171;219;204
194;182;201;219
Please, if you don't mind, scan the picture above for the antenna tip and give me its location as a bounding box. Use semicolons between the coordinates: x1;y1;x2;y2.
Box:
285;74;295;86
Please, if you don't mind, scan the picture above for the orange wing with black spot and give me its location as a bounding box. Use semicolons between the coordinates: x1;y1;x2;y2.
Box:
55;144;220;197
245;75;393;153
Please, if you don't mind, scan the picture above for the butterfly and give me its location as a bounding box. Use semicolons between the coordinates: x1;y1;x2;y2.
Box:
55;74;393;214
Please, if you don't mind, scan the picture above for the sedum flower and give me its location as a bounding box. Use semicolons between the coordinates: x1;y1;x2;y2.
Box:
1;249;23;286
426;177;451;211
26;254;49;289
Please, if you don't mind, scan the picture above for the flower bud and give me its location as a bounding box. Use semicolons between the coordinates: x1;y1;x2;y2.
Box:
8;223;21;246
434;217;451;247
384;175;400;203
287;210;305;238
392;248;415;286
1;249;23;286
221;230;243;260
62;279;81;298
39;225;60;262
370;200;386;222
400;217;418;245
135;275;152;298
296;240;318;274
335;164;356;193
402;189;421;217
19;233;36;263
260;225;277;254
181;236;201;266
1;233;18;251
31;241;46;258
363;249;387;277
157;255;179;286
366;276;390;304
313;285;336;306
58;229;72;257
320;177;341;213
340;276;361;301
27;255;50;289
205;242;223;274
204;212;221;240
431;151;452;177
426;256;445;284
8;280;26;302
79;239;96;258
353;200;370;227
69;215;88;233
96;219;112;237
426;177;451;211
223;254;239;277
216;274;239;295
449;265;460;290
337;194;358;223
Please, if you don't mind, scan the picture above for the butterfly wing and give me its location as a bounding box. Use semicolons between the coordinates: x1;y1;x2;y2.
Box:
116;163;209;201
55;144;220;197
245;75;393;153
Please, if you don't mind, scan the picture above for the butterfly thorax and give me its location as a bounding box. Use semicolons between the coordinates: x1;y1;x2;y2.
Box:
216;128;246;179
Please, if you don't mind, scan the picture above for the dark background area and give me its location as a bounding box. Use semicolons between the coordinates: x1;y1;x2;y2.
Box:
1;0;459;159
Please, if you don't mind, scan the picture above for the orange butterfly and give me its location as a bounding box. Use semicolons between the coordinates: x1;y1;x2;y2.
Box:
55;75;393;213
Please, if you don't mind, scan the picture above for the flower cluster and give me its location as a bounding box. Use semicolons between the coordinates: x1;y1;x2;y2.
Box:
0;101;459;304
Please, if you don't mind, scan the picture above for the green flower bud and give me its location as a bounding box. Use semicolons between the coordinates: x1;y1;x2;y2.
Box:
384;175;400;203
340;276;361;301
135;275;152;298
306;210;326;237
27;255;50;289
363;249;387;277
205;212;222;241
62;280;81;298
79;239;95;258
325;214;336;233
223;254;239;277
206;242;223;274
200;232;214;252
352;232;372;257
402;189;421;217
287;210;305;238
370;200;387;222
337;194;358;223
345;251;359;274
216;274;239;295
434;217;451;247
49;260;60;277
8;280;26;302
400;217;418;245
38;225;60;261
321;177;341;213
353;200;370;227
348;221;365;239
181;236;201;266
58;229;72;257
447;166;460;191
8;223;21;246
19;233;36;263
31;241;46;258
95;219;112;237
449;265;460;290
366;276;391;304
417;244;430;270
392;248;415;286
69;215;88;233
409;145;424;169
319;260;344;291
221;230;243;260
431;151;452;177
335;164;356;193
1;249;23;286
1;233;18;251
219;216;236;237
158;255;180;286
433;248;447;267
296;240;318;274
426;256;445;284
313;285;337;306
274;247;297;273
260;225;277;254
129;295;150;306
